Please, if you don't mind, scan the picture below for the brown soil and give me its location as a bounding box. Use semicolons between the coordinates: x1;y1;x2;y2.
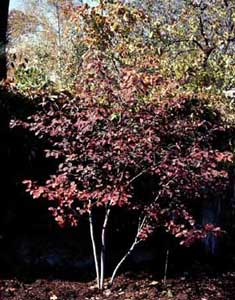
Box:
1;272;235;300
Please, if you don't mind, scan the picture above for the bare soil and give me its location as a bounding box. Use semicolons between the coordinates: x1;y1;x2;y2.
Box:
1;272;235;300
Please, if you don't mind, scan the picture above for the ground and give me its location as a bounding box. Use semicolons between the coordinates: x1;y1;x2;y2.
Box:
1;272;235;300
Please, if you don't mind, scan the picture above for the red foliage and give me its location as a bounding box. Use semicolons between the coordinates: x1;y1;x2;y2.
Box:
11;65;233;245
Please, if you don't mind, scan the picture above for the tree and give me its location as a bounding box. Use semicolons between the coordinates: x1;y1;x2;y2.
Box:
0;0;10;80
139;0;235;92
12;78;232;289
10;0;235;290
7;0;85;90
8;9;38;43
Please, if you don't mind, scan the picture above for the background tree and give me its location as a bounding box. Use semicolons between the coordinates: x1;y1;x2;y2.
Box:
139;0;235;92
8;0;235;94
7;0;86;91
0;0;10;80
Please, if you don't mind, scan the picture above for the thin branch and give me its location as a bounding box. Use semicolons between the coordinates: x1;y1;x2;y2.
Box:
88;200;100;289
163;248;170;286
100;203;111;290
128;169;147;184
192;39;204;52
109;215;146;287
198;13;209;47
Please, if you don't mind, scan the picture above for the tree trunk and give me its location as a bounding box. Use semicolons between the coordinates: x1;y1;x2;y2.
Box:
0;0;10;81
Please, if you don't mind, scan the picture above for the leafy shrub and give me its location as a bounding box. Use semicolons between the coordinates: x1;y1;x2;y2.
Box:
14;66;52;92
11;72;234;288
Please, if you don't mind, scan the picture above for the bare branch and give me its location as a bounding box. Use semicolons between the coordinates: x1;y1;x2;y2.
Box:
100;203;111;290
88;200;100;289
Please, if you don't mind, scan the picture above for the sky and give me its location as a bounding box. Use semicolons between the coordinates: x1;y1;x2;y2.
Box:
9;0;95;10
9;0;22;10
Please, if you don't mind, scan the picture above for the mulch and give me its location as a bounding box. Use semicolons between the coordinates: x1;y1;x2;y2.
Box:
1;272;235;300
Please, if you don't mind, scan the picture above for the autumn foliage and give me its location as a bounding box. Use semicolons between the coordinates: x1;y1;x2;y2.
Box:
9;1;235;289
11;63;233;287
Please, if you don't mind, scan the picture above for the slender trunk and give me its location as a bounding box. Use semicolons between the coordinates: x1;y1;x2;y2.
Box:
100;204;111;290
109;237;139;287
163;248;169;286
0;0;10;81
109;216;146;287
55;2;63;84
88;201;100;289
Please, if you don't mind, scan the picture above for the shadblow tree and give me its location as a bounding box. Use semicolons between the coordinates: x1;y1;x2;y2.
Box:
11;67;233;290
10;1;235;291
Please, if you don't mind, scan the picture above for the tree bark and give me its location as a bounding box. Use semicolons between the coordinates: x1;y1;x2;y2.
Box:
0;0;10;81
88;201;100;289
100;205;111;290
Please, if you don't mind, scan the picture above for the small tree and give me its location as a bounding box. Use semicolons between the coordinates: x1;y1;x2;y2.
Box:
11;1;234;290
11;69;233;289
